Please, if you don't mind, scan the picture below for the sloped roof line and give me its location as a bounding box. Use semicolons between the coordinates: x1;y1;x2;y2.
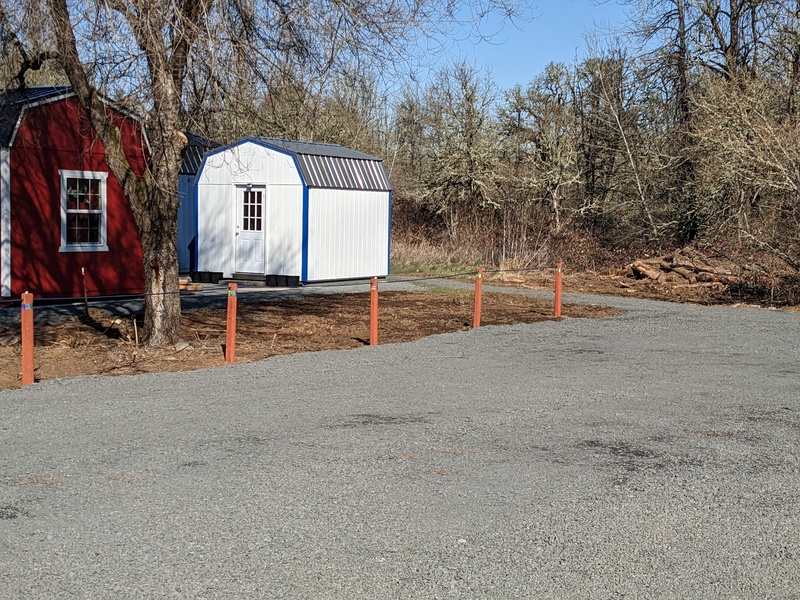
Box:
246;136;392;192
180;132;220;176
0;86;75;147
249;135;381;161
0;85;148;150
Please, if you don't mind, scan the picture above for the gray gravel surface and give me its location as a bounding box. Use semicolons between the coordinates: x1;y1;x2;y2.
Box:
1;284;799;599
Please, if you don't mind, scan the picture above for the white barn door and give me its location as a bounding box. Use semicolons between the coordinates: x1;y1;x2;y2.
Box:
235;186;266;274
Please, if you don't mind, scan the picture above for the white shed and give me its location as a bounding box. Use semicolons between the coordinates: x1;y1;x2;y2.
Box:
192;137;392;285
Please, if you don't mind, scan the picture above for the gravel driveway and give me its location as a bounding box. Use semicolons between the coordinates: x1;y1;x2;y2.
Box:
1;284;798;598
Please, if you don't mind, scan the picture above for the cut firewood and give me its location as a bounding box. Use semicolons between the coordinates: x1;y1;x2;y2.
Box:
631;261;663;280
696;271;729;283
671;255;700;271
625;247;741;289
671;266;694;280
639;258;674;271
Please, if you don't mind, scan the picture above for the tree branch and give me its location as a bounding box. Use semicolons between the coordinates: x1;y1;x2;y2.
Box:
0;1;58;87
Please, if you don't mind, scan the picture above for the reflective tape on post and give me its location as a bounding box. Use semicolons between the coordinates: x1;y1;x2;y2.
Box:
473;267;483;328
225;283;238;363
554;262;563;318
370;278;379;346
21;291;34;386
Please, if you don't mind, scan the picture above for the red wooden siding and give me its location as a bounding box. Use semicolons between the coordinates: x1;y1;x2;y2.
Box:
10;97;147;298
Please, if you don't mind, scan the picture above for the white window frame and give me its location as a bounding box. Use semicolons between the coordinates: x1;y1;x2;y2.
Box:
59;169;109;252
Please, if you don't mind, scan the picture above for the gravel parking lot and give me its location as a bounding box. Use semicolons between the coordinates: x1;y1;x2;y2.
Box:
1;286;798;598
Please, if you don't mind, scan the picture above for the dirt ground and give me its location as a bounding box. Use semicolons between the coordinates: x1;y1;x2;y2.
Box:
0;279;623;390
1;267;795;391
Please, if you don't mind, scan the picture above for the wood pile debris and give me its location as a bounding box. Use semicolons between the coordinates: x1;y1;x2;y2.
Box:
179;277;203;292
621;247;740;289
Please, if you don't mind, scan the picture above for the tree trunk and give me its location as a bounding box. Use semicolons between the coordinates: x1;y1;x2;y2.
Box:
134;101;185;346
789;1;800;120
46;0;189;346
139;211;181;346
675;0;699;244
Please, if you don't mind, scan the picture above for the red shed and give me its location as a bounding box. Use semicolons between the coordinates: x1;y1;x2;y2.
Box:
0;86;148;299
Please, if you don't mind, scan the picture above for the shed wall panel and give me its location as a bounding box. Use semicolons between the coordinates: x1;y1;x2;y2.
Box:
265;184;303;276
196;184;234;276
306;189;389;281
177;174;195;272
197;141;305;278
198;142;301;187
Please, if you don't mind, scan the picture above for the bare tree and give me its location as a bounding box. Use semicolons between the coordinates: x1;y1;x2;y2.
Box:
498;63;582;233
697;0;768;78
417;62;500;242
1;0;530;345
694;75;800;268
0;2;58;86
41;0;206;346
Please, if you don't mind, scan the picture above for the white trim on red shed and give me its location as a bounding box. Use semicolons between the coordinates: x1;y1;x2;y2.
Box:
1;147;9;297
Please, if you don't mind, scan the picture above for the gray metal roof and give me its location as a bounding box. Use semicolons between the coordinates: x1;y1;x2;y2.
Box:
0;86;74;147
180;132;219;175
251;136;392;192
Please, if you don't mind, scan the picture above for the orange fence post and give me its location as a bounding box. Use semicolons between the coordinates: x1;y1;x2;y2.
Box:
370;278;379;346
225;283;238;363
473;267;484;328
554;262;563;318
21;291;34;386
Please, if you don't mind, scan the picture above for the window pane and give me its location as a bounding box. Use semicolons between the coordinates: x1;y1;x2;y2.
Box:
66;176;102;210
66;178;79;209
86;179;101;210
66;213;100;244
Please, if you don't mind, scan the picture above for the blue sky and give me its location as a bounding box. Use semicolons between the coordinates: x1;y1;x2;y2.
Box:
442;0;630;91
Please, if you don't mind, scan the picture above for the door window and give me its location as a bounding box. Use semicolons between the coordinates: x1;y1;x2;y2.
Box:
242;189;263;232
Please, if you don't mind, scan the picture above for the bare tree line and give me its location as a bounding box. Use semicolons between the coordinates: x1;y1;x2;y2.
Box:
386;1;800;273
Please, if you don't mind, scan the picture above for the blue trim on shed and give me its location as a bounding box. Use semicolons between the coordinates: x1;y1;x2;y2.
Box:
301;186;310;282
387;191;392;277
192;174;200;272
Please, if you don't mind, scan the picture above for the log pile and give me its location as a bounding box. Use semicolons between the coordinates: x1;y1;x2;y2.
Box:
179;276;203;292
622;247;740;289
